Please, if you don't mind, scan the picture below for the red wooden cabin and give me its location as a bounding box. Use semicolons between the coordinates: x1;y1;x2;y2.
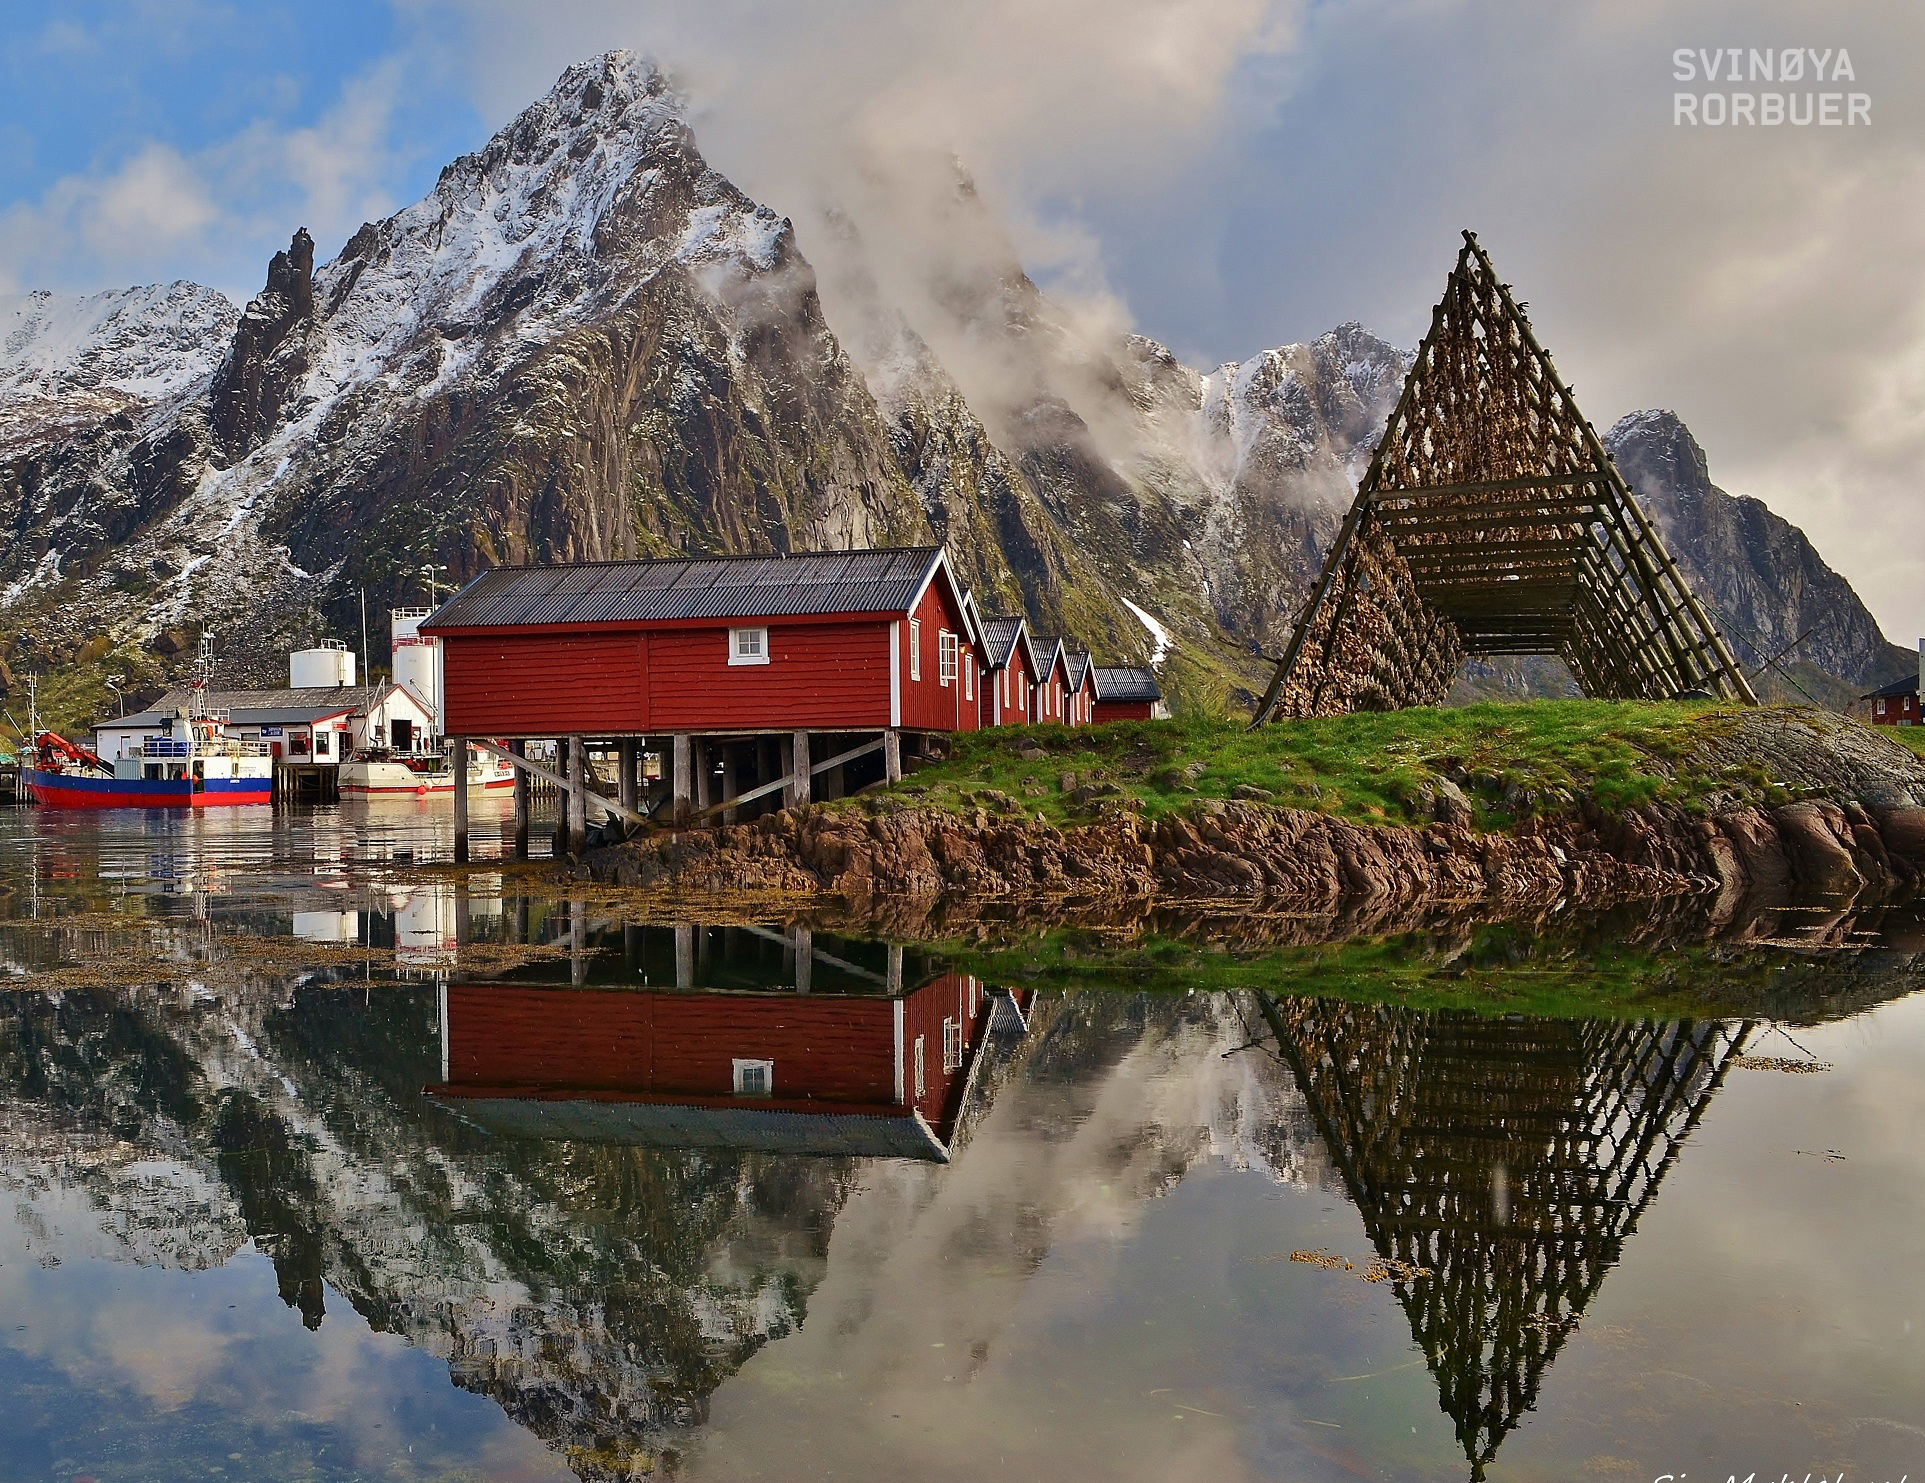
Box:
1028;636;1071;724
1864;672;1921;727
428;968;1023;1160
422;547;985;739
1092;665;1167;722
979;616;1039;727
1064;650;1096;726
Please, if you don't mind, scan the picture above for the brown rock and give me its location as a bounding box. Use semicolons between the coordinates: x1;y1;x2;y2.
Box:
1771;802;1865;895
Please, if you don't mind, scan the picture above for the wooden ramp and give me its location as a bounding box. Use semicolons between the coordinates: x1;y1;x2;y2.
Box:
1255;232;1757;721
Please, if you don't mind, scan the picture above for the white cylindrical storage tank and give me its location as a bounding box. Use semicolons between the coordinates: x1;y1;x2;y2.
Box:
291;641;355;688
390;608;442;735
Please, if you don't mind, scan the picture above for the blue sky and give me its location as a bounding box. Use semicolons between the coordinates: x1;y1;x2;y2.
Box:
2;1;1922;641
0;2;477;298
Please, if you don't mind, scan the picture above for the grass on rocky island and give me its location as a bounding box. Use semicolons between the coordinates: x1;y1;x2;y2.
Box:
870;700;1784;831
931;921;1906;1024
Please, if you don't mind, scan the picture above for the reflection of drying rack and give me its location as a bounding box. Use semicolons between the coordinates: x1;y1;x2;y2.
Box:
1254;995;1751;1479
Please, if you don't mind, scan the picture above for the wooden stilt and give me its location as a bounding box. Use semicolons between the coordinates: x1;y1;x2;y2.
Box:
511;739;529;859
883;728;902;784
566;734;587;855
452;737;470;863
794;925;813;994
674;923;694;989
672;734;693;823
788;730;811;809
617;738;637;832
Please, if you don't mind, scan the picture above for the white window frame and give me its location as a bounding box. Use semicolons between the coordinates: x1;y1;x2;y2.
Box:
939;630;958;687
732;1058;774;1096
943;1016;963;1073
1877;698;1887;716
728;626;770;666
909;618;921;680
964;652;974;701
913;1036;927;1098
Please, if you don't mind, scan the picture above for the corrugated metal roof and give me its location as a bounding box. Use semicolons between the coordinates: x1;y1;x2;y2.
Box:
433;1095;949;1160
1094;666;1162;702
1863;673;1919;699
1065;650;1092;689
1030;635;1066;677
981;617;1024;667
423;547;945;630
95;686;380;733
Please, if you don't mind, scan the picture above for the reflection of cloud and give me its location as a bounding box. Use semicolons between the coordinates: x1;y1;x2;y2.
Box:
0;1210;559;1475
687;999;1313;1482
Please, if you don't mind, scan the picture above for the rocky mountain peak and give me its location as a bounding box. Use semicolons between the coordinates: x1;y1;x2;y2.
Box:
210;227;316;459
1606;408;1910;695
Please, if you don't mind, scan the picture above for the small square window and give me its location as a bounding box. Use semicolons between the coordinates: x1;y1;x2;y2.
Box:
909;618;921;680
729;627;770;666
732;1058;773;1096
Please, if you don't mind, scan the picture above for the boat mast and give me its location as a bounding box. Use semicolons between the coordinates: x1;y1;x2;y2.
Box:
191;633;213;721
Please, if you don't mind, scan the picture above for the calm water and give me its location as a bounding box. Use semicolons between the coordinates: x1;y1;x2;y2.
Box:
0;803;1921;1483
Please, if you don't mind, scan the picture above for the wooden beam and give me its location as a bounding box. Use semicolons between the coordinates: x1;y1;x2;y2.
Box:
1368;470;1608;502
468;738;651;828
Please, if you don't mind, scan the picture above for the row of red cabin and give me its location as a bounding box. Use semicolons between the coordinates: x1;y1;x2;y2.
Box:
423;546;1164;740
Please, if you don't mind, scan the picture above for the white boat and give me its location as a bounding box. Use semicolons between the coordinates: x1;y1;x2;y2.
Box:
339;749;515;796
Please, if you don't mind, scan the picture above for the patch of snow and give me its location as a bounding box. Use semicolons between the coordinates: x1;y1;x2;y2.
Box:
1121;596;1173;667
0;282;236;406
2;548;62;607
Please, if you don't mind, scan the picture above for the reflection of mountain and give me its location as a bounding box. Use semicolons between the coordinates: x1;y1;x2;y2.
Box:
0;977;867;1478
1255;996;1750;1480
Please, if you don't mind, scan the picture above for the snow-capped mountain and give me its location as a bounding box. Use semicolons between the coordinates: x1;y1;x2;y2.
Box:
0;281;237;455
0;49;1906;718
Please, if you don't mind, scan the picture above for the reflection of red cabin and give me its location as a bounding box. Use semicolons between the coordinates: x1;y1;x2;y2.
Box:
429;971;1026;1161
421;547;987;738
980;616;1038;727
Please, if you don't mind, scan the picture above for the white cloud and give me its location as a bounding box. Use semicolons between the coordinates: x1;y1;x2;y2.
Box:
0;58;407;300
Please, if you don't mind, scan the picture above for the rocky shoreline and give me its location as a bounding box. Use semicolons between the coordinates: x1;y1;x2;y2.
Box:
581;707;1925;915
582;793;1925;914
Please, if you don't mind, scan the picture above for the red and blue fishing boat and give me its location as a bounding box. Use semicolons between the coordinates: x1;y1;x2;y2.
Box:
25;714;273;808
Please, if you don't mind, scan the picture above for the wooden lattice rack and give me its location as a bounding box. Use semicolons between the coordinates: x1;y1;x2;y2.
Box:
1253;232;1758;721
1255;994;1751;1479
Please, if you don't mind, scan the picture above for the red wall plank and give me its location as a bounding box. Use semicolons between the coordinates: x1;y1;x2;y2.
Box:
649;621;892;731
447;985;897;1104
443;632;649;735
898;573;983;733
